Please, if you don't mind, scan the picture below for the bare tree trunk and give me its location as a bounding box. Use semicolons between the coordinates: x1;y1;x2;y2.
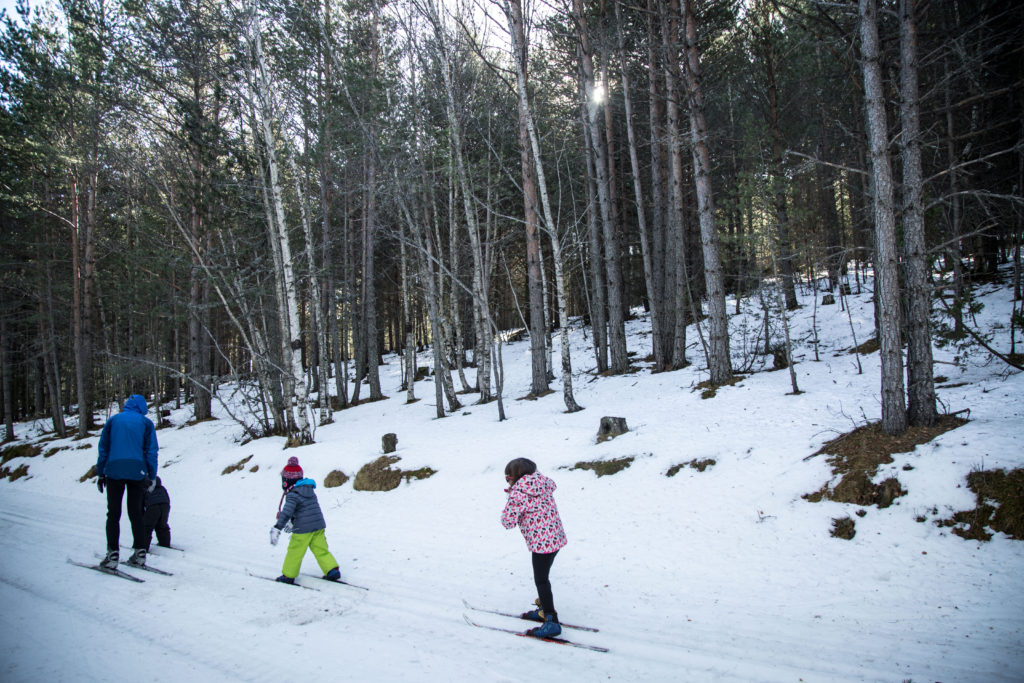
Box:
399;219;417;404
899;0;936;427
506;0;550;395
680;0;732;384
574;0;629;374
617;0;664;370
860;0;908;435
648;0;672;366
503;0;582;412
40;258;66;437
577;60;608;373
756;5;798;311
362;153;383;401
0;307;13;442
289;153;332;425
661;0;689;370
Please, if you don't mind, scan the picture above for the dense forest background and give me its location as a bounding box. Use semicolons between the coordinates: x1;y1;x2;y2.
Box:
1;0;1021;444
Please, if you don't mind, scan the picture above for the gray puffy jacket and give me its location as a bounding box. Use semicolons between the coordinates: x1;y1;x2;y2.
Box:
275;479;327;534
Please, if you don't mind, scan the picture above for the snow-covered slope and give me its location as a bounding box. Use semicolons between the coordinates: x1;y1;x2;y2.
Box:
1;279;1022;682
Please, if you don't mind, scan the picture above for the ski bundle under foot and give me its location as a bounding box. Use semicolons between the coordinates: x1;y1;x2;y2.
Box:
300;572;369;591
462;599;599;632
246;570;319;591
100;552;173;576
463;615;608;653
68;557;144;583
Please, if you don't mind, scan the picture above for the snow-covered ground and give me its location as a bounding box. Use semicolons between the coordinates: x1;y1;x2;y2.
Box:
1;277;1022;682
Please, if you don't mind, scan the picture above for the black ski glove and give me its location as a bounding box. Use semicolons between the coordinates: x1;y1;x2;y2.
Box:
97;476;106;493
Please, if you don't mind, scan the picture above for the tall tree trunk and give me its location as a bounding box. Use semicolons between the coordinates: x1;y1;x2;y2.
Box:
899;0;936;427
504;0;582;412
680;0;732;384
249;4;312;444
758;7;798;310
661;0;689;370
577;59;609;373
616;0;664;370
70;171;95;436
859;0;908;435
0;307;13;442
647;0;672;367
507;0;550;395
574;0;629;374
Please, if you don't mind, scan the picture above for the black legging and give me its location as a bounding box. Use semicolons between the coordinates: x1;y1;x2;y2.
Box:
105;479;147;552
532;550;559;616
143;503;171;550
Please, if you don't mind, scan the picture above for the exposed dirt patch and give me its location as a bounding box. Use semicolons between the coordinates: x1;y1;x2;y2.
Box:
222;455;253;475
323;470;350;488
568;456;634;477
937;468;1024;541
666;458;716;477
353;455;436;491
804;415;967;508
1;463;30;482
849;337;880;355
517;389;556;401
80;465;97;482
1;443;42;465
694;375;745;399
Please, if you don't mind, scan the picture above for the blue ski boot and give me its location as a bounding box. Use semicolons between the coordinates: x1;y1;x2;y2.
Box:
323;567;341;581
275;575;295;585
528;612;561;638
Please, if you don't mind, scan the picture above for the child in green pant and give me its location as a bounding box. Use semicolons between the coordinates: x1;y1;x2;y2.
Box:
270;457;342;584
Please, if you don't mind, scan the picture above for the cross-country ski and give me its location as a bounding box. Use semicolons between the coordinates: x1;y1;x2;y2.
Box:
246;570;319;591
300;572;369;591
67;558;144;583
463;615;609;653
462;599;598;632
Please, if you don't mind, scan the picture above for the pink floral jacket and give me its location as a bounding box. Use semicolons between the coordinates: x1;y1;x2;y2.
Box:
501;472;567;554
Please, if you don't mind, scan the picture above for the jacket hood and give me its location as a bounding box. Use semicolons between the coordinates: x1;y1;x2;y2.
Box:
516;472;555;497
124;394;148;415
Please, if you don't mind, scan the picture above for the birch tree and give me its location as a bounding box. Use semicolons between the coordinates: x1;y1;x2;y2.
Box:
245;1;312;444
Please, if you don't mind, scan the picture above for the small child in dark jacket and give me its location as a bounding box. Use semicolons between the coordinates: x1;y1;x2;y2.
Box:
143;476;171;550
270;457;342;584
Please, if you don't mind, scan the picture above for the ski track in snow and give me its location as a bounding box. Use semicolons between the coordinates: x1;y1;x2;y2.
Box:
1;279;1023;682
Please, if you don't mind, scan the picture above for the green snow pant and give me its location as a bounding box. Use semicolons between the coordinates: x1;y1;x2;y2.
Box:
281;528;338;579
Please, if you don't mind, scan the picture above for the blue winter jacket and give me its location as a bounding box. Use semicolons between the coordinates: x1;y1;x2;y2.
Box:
97;395;159;481
275;479;327;534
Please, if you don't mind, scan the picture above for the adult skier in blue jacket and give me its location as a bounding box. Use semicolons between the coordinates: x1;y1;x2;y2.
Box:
96;394;159;569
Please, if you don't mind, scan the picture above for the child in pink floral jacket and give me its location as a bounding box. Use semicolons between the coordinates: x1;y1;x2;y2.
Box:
501;458;566;638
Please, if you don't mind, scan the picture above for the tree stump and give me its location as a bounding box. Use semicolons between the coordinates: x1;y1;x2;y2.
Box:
382;433;398;454
821;294;836;305
596;417;628;443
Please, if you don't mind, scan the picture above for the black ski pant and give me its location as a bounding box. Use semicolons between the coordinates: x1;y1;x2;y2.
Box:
532;550;559;617
105;479;147;553
143;503;171;550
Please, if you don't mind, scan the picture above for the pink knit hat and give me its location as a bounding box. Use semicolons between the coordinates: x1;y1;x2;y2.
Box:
281;456;303;481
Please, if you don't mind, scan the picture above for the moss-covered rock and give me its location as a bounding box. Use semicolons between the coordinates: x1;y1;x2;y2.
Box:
353;456;436;491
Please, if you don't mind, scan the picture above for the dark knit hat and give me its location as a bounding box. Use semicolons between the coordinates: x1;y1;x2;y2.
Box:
281;456;303;481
